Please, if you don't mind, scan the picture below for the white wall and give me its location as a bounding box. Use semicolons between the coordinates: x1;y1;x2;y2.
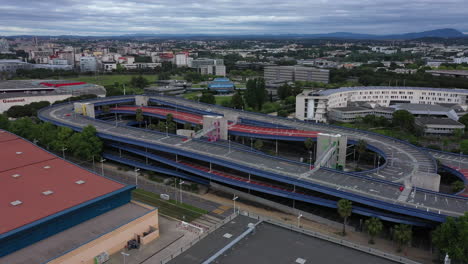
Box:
0;94;71;113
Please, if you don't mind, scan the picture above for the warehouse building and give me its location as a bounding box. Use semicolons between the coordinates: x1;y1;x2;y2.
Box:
0;130;159;263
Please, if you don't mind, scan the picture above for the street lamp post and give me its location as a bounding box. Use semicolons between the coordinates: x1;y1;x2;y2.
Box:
121;252;129;264
233;195;239;214
62;147;67;159
179;180;185;204
134;168;140;187
100;158;106;177
297;213;303;228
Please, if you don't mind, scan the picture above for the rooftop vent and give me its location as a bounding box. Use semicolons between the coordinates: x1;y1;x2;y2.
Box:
75;180;85;185
11;173;21;178
42;190;54;196
16;152;23;155
43;165;51;169
10;200;22;206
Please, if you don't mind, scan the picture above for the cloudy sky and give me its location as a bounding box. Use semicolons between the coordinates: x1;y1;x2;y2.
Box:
0;0;467;36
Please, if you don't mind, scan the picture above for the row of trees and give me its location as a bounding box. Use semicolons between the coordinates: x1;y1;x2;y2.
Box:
0;115;102;161
337;199;412;252
5;95;98;118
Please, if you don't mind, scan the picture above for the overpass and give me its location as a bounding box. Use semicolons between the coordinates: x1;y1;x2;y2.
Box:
38;95;468;225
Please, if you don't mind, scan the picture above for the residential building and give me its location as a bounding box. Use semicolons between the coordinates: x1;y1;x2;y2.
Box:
175;53;189;67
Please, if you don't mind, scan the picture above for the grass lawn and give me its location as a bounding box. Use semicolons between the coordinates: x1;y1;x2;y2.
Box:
132;189;208;222
60;74;158;87
215;95;232;105
183;91;201;100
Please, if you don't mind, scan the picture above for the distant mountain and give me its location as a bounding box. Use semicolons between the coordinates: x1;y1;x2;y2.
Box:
2;28;466;40
293;28;466;40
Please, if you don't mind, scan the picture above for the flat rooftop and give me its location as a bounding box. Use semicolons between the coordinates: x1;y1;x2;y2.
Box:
0;130;125;235
1;202;151;264
169;215;398;264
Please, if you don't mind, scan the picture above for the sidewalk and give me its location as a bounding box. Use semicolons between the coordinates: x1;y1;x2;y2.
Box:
106;216;198;264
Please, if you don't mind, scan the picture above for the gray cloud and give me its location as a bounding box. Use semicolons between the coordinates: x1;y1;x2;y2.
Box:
0;0;467;35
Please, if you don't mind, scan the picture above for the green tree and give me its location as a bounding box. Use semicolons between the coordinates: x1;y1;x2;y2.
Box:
0;114;9;129
432;212;468;263
245;78;267;110
69;125;103;160
304;138;314;151
135;108;144;127
8;117;37;139
451;180;465;193
392;110;415;132
199;91;216;104
254;139;263;150
166;113;174;123
458;114;468;132
356;139;367;166
454;128;464;138
230;91;244;109
365;217;383;244
37;122;57;149
393;224;412;252
337;199;352;236
130;76;149;89
148;123;158;130
52;126;74;152
460;140;468;154
278;83;292;100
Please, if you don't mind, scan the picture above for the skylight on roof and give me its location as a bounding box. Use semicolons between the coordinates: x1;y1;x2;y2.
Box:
10;200;22;206
75;180;85;185
42;190;54;196
11;173;21;178
16;151;23;155
43;165;51;169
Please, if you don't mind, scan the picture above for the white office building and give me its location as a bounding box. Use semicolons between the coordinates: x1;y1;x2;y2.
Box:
296;86;468;122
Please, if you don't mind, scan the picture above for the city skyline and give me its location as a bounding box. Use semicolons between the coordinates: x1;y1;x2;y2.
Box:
0;0;468;36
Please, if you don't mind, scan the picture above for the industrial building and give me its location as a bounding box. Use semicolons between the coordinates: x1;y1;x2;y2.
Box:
296;86;468;123
0;130;159;263
0;80;106;113
264;66;330;84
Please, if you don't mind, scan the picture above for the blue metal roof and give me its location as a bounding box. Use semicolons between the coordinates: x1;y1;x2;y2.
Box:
313;86;468;96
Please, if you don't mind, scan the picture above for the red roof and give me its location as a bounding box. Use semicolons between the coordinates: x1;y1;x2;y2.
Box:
0;131;125;235
40;82;87;88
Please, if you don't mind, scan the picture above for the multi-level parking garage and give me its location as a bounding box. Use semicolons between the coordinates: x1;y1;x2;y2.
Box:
38;95;468;227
